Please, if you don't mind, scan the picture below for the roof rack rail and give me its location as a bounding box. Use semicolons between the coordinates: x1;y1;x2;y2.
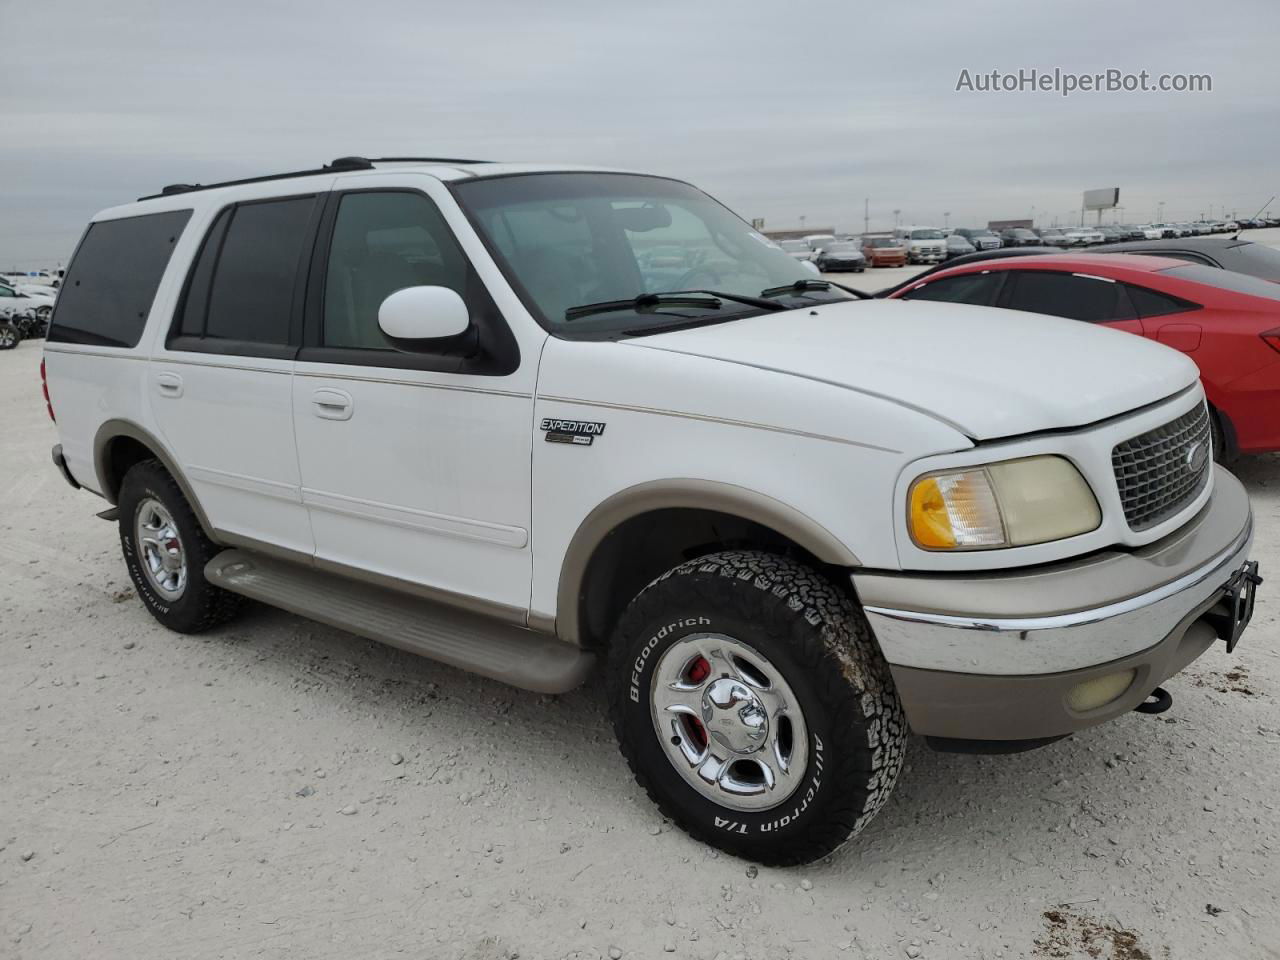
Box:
360;156;492;165
138;155;491;202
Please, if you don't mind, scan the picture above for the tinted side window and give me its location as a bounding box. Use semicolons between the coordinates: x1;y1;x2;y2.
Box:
901;271;1003;305
1004;271;1132;323
203;196;316;344
1125;284;1200;319
177;208;231;338
48;209;192;347
323;192;467;349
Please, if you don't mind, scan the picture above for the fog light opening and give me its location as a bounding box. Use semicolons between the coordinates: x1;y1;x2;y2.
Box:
1065;669;1137;713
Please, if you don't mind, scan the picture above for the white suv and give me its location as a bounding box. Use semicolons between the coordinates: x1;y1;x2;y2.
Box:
894;226;948;263
43;157;1260;865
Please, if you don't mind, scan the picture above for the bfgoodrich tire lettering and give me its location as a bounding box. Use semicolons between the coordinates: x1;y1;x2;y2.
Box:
607;550;907;865
118;459;243;634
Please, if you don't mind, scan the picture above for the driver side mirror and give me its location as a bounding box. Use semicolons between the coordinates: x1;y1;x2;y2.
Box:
378;286;476;356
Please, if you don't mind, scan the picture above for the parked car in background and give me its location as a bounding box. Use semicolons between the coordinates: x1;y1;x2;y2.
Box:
814;241;867;272
861;234;908;267
1036;228;1069;246
0;282;54;325
944;233;976;259
1096;226;1126;244
895;227;948;264
1063;227;1105;246
803;233;837;252
2;277;59;301
890;252;1280;457
999;228;1040;247
1092;236;1280;282
779;239;817;264
952;227;1002;251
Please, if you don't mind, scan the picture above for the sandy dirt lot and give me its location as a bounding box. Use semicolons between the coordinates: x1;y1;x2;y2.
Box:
3;263;1279;959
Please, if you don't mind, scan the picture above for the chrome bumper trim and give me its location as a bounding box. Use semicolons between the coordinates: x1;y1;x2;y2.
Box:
862;518;1252;676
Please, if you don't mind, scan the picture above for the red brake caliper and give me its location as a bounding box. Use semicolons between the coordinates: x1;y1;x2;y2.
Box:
683;657;711;749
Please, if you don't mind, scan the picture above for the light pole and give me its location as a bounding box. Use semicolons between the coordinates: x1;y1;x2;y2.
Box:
1157;201;1165;222
943;211;950;228
799;215;806;231
864;198;869;236
893;208;901;228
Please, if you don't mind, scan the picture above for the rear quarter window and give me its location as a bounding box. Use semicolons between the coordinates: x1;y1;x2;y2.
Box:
48;209;193;347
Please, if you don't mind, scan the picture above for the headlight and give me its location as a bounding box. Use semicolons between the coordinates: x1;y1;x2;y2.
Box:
908;456;1100;550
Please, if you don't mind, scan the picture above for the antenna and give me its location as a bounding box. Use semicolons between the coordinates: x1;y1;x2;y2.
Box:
1232;195;1275;239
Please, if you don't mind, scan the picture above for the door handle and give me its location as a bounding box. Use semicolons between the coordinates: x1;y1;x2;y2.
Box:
155;372;184;398
312;388;354;421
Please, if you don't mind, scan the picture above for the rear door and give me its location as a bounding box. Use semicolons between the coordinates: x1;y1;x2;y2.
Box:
150;192;324;555
997;269;1143;334
290;178;534;617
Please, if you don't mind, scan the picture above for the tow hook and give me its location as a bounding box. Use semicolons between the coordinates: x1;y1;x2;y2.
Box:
1134;686;1173;715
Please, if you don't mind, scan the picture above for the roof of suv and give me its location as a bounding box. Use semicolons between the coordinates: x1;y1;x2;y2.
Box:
109;158;639;219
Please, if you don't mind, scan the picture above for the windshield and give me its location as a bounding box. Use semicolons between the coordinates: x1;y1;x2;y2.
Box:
452;173;830;335
866;237;899;248
779;240;809;252
824;242;859;253
910;229;944;240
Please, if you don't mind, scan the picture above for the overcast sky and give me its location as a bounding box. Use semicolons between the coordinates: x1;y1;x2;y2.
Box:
2;0;1276;266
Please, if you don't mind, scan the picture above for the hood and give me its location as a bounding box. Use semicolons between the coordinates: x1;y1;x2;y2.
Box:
627;299;1198;440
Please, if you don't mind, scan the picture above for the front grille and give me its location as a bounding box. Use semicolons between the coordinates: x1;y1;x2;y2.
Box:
1112;403;1212;531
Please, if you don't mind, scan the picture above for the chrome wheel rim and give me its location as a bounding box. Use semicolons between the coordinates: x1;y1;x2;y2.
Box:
134;498;187;600
0;327;15;346
650;633;808;812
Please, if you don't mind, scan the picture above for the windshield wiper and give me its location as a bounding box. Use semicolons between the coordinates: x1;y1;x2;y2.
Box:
565;288;786;322
760;279;871;301
565;292;722;322
678;289;788;312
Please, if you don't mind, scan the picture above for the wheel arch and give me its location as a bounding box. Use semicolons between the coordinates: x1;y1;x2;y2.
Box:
93;419;217;540
554;479;861;648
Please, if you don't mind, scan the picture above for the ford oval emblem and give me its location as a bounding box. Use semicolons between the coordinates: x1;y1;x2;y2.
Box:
1186;441;1208;473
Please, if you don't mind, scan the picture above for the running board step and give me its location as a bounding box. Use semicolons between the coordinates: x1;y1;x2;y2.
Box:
205;550;593;694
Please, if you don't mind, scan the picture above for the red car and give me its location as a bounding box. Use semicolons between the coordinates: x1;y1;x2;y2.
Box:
889;253;1280;456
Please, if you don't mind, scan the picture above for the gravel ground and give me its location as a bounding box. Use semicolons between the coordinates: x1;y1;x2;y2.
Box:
3;266;1279;959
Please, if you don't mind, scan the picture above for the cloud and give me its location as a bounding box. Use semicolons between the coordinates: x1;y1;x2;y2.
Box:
2;0;1275;263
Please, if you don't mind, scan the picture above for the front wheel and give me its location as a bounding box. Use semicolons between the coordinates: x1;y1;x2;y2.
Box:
0;322;18;349
607;551;907;865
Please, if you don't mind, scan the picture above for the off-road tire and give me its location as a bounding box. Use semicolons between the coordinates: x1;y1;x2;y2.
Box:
118;459;243;633
607;550;907;865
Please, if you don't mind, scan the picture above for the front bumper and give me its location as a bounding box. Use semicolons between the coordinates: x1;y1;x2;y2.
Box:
854;468;1255;741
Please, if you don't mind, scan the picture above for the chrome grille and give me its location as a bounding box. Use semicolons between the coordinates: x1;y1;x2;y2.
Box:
1112;403;1212;531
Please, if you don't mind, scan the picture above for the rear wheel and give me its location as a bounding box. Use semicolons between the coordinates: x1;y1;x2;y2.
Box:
118;460;243;633
607;551;907;865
